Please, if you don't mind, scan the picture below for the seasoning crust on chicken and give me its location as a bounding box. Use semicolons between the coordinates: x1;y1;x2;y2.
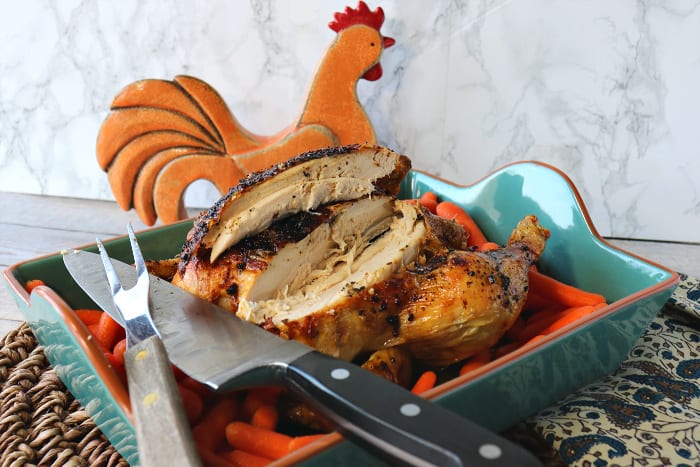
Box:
173;144;550;370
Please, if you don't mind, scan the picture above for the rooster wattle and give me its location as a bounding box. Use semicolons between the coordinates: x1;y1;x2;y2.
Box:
97;1;395;226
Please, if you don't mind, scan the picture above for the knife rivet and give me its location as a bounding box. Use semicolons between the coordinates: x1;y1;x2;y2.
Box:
143;392;158;406
478;443;502;459
331;368;350;380
400;403;420;417
135;350;149;361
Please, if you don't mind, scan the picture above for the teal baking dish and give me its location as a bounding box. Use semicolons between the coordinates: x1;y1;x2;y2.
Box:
4;161;679;465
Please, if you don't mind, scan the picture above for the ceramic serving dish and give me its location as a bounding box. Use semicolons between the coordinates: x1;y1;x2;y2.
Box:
4;161;679;466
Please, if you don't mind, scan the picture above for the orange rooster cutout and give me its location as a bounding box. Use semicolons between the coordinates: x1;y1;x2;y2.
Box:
96;1;395;225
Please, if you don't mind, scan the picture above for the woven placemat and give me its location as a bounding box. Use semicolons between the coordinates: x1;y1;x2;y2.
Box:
0;322;127;467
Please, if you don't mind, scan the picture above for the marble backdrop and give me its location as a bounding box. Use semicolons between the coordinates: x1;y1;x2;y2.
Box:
1;1;698;242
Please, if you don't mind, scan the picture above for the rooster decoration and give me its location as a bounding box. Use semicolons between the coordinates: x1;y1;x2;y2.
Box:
96;2;395;225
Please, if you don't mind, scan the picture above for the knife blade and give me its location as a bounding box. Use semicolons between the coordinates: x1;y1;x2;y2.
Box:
64;247;542;466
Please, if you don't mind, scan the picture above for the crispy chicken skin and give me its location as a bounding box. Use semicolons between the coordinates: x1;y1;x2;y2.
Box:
390;215;549;366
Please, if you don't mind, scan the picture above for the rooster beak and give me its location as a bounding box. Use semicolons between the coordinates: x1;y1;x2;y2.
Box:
383;36;396;49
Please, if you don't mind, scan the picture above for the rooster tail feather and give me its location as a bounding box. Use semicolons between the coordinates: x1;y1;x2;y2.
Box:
174;75;261;152
104;131;214;211
97;76;257;225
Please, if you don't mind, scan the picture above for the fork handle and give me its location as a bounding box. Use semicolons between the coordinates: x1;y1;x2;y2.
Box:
125;335;202;467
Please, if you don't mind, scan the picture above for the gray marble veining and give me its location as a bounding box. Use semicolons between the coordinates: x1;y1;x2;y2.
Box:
1;1;698;242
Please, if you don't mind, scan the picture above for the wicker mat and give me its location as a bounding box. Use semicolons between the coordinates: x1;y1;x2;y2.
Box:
0;321;564;466
0;323;127;467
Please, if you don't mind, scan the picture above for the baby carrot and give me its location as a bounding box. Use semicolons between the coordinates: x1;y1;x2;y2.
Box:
494;340;523;358
95;311;125;351
103;351;126;385
250;404;278;431
477;242;500;252
459;350;491;376
504;316;526;341
287;434;327;453
219;449;273;467
418;192;438;214
178;376;212;399
74;309;103;325
178;383;204;424
242;387;282;420
539;304;602;334
24;279;45;292
436;201;488;247
528;269;606;307
523;290;556;311
193;397;239;452
225;421;292;460
197;449;235;467
411;371;437;394
112;338;127;366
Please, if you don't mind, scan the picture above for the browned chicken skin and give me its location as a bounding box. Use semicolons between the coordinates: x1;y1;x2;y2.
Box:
389;215;549;366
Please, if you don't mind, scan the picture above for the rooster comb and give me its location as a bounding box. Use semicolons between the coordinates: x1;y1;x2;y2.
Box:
329;1;386;33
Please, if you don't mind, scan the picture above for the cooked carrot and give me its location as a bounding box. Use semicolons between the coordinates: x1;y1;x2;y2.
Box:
112;338;127;366
95;311;125;351
539;304;603;334
219;449;273;467
477;242;499;252
287;434;327;453
511;307;567;343
494;340;523;358
171;365;188;382
225;421;292;460
250;404;278;431
528;268;606;307
523;290;556;311
178;383;204;424
74;309;103;325
418;192;438;214
179;376;213;399
459;350;491;376
242;387;282;420
193;397;239;452
411;371;437;394
435;201;488;247
24;279;45;292
504;316;526;342
198;449;235;467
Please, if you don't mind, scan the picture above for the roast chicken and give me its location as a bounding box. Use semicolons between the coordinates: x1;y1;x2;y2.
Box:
172;144;549;367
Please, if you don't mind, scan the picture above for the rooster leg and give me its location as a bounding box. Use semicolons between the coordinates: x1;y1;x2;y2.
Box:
151;155;246;225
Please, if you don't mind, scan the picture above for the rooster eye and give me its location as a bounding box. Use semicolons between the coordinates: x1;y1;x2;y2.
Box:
370;42;375;47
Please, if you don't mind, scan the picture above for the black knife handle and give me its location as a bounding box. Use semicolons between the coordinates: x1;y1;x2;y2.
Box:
286;351;542;467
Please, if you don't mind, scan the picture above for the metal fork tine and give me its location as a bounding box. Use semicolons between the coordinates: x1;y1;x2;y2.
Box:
127;223;147;282
96;238;122;297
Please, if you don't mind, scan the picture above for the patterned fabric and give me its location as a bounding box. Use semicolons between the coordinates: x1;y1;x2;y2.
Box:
528;274;700;466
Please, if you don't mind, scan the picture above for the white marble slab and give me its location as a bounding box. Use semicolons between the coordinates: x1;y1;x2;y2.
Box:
1;1;698;242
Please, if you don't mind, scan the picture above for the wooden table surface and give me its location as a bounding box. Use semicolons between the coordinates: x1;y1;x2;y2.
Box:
2;190;699;340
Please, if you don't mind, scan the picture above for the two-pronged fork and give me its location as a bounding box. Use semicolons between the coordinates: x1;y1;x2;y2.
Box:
96;224;202;467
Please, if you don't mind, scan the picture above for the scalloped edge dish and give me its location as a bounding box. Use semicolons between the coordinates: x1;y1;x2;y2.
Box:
4;161;679;465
